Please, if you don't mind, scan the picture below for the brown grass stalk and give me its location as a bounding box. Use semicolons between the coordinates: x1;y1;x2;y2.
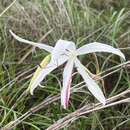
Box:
1;61;130;130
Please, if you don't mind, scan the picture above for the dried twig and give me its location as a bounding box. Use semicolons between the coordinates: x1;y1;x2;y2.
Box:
2;87;130;130
2;61;130;130
46;97;130;130
2;95;60;130
0;0;17;17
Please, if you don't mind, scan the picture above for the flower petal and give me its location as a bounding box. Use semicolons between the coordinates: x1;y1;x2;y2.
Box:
10;30;53;52
61;58;74;109
29;55;51;94
77;42;125;60
29;55;68;95
51;39;76;63
75;58;106;104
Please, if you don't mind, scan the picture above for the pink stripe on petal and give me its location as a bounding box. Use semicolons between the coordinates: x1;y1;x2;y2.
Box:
64;77;72;109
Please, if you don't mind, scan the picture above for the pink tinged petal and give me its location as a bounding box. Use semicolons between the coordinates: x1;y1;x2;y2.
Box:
63;78;71;109
51;39;76;62
61;59;74;109
30;55;68;95
9;30;53;53
77;42;125;60
75;58;106;105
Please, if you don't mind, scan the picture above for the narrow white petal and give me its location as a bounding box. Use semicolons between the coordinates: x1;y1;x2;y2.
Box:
75;58;106;104
29;55;51;94
10;30;53;52
30;55;68;95
77;42;125;60
61;58;74;109
51;39;76;62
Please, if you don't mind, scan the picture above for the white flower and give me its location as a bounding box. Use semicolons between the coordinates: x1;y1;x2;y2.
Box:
10;30;125;109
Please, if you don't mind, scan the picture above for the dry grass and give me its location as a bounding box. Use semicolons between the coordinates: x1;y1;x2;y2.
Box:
0;0;130;130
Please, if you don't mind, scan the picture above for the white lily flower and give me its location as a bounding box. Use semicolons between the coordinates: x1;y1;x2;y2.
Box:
60;42;125;108
10;30;125;109
10;30;74;94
